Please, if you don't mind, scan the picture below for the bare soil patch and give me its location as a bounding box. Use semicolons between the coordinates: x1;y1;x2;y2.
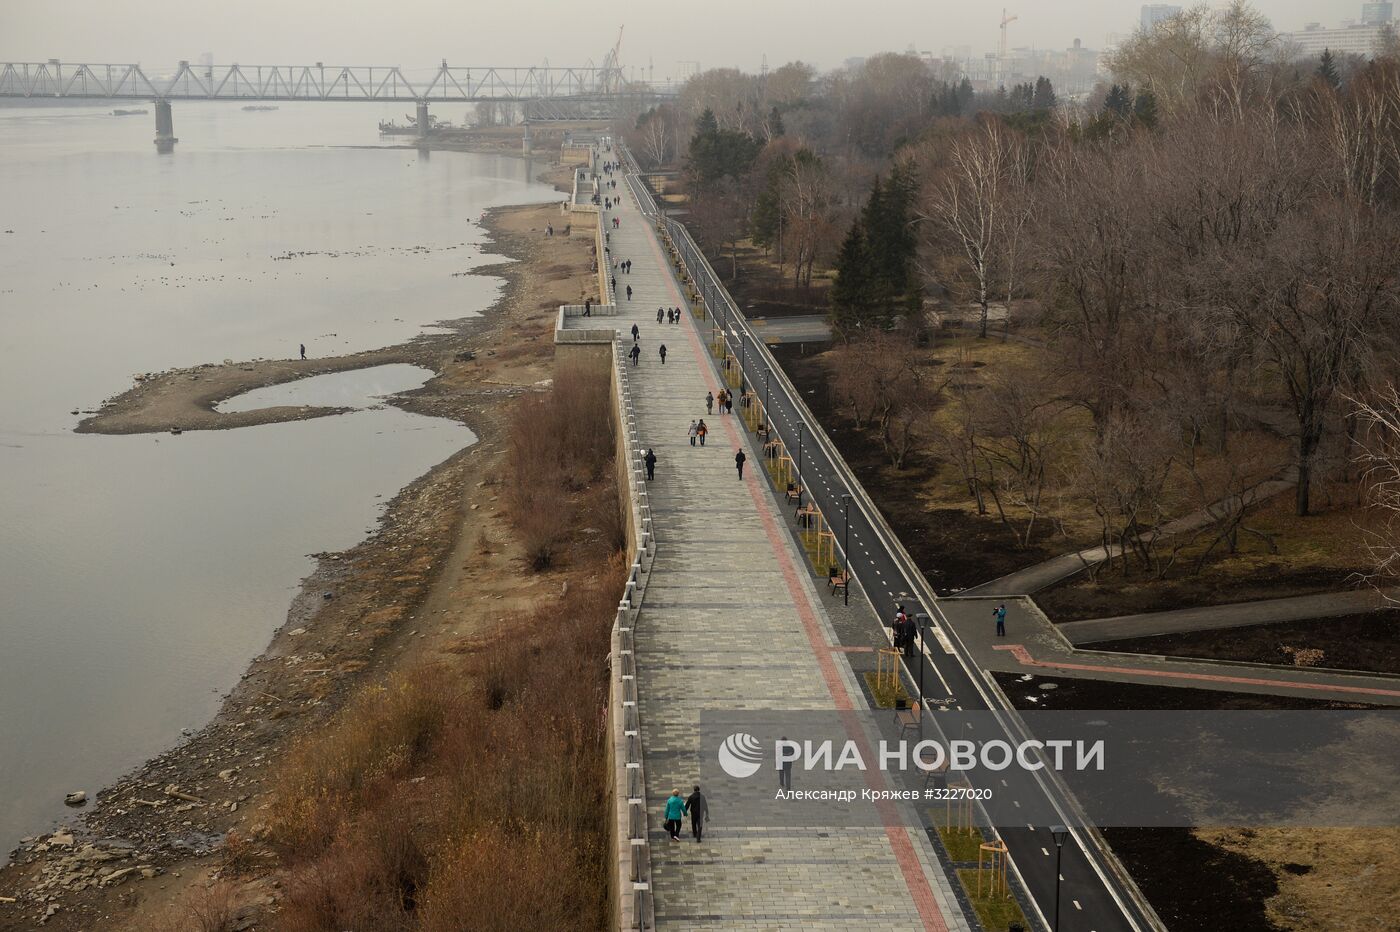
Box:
1093;609;1400;676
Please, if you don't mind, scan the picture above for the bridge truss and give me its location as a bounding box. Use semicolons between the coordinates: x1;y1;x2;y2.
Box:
0;59;630;104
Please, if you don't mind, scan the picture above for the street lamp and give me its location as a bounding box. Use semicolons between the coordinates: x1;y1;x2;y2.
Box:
796;424;805;507
914;612;929;739
763;367;770;435
841;493;852;605
1050;825;1069;931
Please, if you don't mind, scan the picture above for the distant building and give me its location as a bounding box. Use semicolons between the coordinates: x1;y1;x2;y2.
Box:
1140;4;1183;31
1282;20;1392;57
1362;1;1394;26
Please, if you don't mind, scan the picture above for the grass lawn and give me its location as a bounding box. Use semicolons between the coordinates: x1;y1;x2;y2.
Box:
956;867;1029;931
937;824;987;862
862;670;908;708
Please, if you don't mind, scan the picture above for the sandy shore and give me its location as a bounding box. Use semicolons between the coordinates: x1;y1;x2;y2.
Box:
0;165;597;929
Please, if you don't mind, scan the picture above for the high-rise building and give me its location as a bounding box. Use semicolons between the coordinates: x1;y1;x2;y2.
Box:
1361;1;1394;25
1140;4;1183;31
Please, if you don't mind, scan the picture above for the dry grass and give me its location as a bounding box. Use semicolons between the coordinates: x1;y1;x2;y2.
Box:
263;366;625;931
1198;827;1400;931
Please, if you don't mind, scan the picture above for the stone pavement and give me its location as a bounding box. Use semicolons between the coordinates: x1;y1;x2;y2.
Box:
941;595;1400;706
1059;588;1394;645
565;153;970;931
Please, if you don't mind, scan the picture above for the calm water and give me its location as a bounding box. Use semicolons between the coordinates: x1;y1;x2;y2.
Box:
0;102;556;854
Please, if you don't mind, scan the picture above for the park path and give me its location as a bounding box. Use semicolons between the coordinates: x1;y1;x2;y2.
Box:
1058;588;1393;645
939;596;1400;706
568;159;969;931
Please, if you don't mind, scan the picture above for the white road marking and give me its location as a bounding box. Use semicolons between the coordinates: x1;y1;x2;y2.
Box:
1041;847;1050;856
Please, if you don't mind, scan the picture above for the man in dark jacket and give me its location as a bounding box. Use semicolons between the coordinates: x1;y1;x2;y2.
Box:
735;449;747;479
685;785;709;842
644;449;657;481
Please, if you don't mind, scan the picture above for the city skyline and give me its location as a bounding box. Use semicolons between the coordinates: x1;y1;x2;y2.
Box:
0;0;1370;79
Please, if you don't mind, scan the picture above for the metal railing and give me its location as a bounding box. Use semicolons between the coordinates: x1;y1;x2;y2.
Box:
622;145;1163;932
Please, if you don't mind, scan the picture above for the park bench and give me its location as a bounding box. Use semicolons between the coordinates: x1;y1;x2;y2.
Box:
828;570;848;596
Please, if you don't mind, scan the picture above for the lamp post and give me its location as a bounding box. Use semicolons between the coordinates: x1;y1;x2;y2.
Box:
914;612;929;739
1050;825;1068;931
841;493;852;605
763;367;770;435
796;424;804;506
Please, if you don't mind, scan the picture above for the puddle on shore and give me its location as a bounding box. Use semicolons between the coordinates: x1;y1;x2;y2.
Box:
217;364;433;414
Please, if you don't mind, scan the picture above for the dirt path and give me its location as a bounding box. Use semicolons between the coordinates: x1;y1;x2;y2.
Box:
0;178;596;930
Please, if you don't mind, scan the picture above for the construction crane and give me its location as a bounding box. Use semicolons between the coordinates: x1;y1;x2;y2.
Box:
601;26;624;93
999;8;1019;68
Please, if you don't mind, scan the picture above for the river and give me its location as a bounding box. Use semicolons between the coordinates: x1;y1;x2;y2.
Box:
0;101;557;856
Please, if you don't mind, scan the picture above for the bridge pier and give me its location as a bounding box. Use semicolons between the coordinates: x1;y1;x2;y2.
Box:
153;99;177;150
415;100;430;138
522;120;532;154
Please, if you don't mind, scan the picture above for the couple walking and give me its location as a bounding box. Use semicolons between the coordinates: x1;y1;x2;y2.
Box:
688;419;709;446
664;786;709;843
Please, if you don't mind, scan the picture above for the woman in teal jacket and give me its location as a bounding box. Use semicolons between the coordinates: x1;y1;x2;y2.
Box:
664;789;686;841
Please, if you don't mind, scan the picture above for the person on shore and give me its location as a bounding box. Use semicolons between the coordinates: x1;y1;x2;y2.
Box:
659;344;668;365
735;449;747;479
685;785;709;843
696;419;708;446
688;420;698;446
631;323;640;342
629;343;641;366
626;284;633;301
644;448;657;481
993;603;1007;637
664;789;685;842
706;391;714;414
657;308;664;324
299;343;306;360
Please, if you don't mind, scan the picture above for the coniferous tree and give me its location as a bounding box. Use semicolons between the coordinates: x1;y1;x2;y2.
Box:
1104;84;1133;117
829;219;873;333
1133;89;1159;128
956;78;975;115
769;106;786;137
1317;48;1341;88
1032;76;1057;110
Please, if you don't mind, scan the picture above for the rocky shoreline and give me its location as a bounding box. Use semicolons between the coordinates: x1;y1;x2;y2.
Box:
0;167;593;929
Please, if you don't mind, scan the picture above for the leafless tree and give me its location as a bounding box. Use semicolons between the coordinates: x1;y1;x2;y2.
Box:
1352;385;1400;599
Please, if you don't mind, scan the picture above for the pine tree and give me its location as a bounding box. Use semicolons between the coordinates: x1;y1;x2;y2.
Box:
1317;48;1341;88
1032;75;1057;110
1104;84;1132;117
829;219;873;333
956;78;975;115
1133;90;1159;128
768;106;786;137
695;108;719;136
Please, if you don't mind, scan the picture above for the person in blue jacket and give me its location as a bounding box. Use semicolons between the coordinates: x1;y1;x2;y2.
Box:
664;789;686;841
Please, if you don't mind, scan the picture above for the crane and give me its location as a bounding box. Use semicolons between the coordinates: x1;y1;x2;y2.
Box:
999;9;1019;68
601;26;624;93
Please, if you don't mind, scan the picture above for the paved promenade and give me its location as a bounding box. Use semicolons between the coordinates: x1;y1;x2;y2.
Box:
567;161;969;931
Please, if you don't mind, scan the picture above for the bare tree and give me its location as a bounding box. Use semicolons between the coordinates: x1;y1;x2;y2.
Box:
919;121;1016;339
1352;385;1400;598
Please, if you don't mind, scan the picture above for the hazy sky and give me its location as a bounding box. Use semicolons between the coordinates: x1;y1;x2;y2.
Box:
1;0;1361;79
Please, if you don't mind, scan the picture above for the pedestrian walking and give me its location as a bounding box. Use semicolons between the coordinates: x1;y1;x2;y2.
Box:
299;343;306;360
688;420;698;447
629;343;641;366
584;297;592;317
717;389;727;413
659;344;667;364
735;449;747;479
657;308;664;324
611;275;617;292
631;323;640;341
626;284;633;301
644;448;657;481
664;789;686;842
673;307;681;324
706;391;714;414
626;260;632;273
685;785;709;843
993;603;1007;637
696;419;708;446
725;393;734;414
